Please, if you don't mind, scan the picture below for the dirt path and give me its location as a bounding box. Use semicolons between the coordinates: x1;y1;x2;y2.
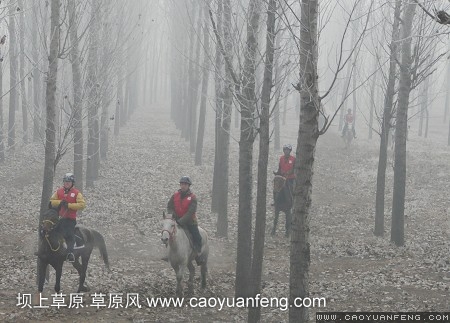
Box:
0;108;448;322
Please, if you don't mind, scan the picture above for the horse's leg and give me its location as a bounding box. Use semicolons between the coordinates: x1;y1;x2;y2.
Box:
272;209;279;236
73;253;91;293
176;264;186;297
53;261;63;293
285;209;292;238
37;259;48;293
45;266;50;285
187;262;195;294
200;262;208;289
187;262;195;283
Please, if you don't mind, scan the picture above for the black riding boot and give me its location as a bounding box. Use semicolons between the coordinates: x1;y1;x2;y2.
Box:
60;218;76;262
188;224;202;253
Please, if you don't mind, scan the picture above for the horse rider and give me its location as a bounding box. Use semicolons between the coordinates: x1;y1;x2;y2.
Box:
167;176;202;254
273;144;296;204
341;108;356;139
49;173;86;262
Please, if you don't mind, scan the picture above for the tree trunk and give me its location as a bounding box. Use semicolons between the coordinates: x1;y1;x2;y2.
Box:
272;33;283;152
100;0;112;161
32;2;41;142
18;0;28;144
444;41;450;124
374;0;401;237
215;0;233;238
40;3;50;136
190;2;202;153
211;0;224;215
235;0;261;298
68;0;84;191
339;56;352;131
8;3;18;150
248;1;276;322
39;0;60;216
391;1;416;247
418;78;429;137
0;50;3;162
195;1;212;166
448;119;450;145
369;53;378;140
289;1;319;321
114;6;124;137
85;0;100;188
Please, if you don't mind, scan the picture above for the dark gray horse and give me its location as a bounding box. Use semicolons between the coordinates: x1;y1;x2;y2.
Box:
36;207;110;293
343;126;354;148
271;175;293;237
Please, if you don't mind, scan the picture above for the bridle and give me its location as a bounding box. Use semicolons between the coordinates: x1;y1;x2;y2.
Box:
161;218;177;243
41;218;61;252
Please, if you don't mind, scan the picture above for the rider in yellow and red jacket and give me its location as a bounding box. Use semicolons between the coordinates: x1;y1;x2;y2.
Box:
167;176;202;253
50;173;86;262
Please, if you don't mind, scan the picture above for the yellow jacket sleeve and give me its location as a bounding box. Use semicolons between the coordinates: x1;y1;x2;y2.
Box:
50;192;60;208
69;192;86;211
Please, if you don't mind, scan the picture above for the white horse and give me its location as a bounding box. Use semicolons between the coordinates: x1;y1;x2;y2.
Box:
160;212;209;296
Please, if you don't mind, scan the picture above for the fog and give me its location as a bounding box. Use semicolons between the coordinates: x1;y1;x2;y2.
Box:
0;0;448;322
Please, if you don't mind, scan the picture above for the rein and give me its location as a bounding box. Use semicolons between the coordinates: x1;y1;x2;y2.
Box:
161;219;177;242
42;219;61;252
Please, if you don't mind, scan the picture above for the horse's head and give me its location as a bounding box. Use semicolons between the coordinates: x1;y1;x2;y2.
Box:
161;212;176;246
273;175;293;209
38;207;66;255
273;175;286;195
40;208;60;234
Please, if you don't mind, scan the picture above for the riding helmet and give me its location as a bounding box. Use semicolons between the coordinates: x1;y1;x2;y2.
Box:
283;144;292;151
63;173;75;183
179;176;192;185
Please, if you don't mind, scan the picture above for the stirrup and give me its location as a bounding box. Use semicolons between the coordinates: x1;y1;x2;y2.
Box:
67;253;75;263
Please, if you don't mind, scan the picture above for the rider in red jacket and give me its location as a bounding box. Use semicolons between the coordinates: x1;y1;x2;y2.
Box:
273;144;296;203
167;176;202;253
49;173;86;262
342;109;356;138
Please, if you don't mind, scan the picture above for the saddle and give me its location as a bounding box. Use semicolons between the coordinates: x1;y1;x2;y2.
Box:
179;226;196;252
73;226;85;250
178;225;205;265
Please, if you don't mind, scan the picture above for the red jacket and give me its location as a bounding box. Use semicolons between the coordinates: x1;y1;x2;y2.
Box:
279;155;296;179
173;191;197;221
54;187;83;219
345;114;354;124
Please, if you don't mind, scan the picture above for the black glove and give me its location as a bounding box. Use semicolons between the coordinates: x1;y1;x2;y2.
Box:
60;200;68;208
178;214;192;226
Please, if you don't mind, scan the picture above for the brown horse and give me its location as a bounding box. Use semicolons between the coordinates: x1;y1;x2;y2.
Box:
37;207;110;293
271;175;293;237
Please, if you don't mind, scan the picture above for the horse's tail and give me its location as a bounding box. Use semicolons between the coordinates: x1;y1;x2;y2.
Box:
91;229;110;271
